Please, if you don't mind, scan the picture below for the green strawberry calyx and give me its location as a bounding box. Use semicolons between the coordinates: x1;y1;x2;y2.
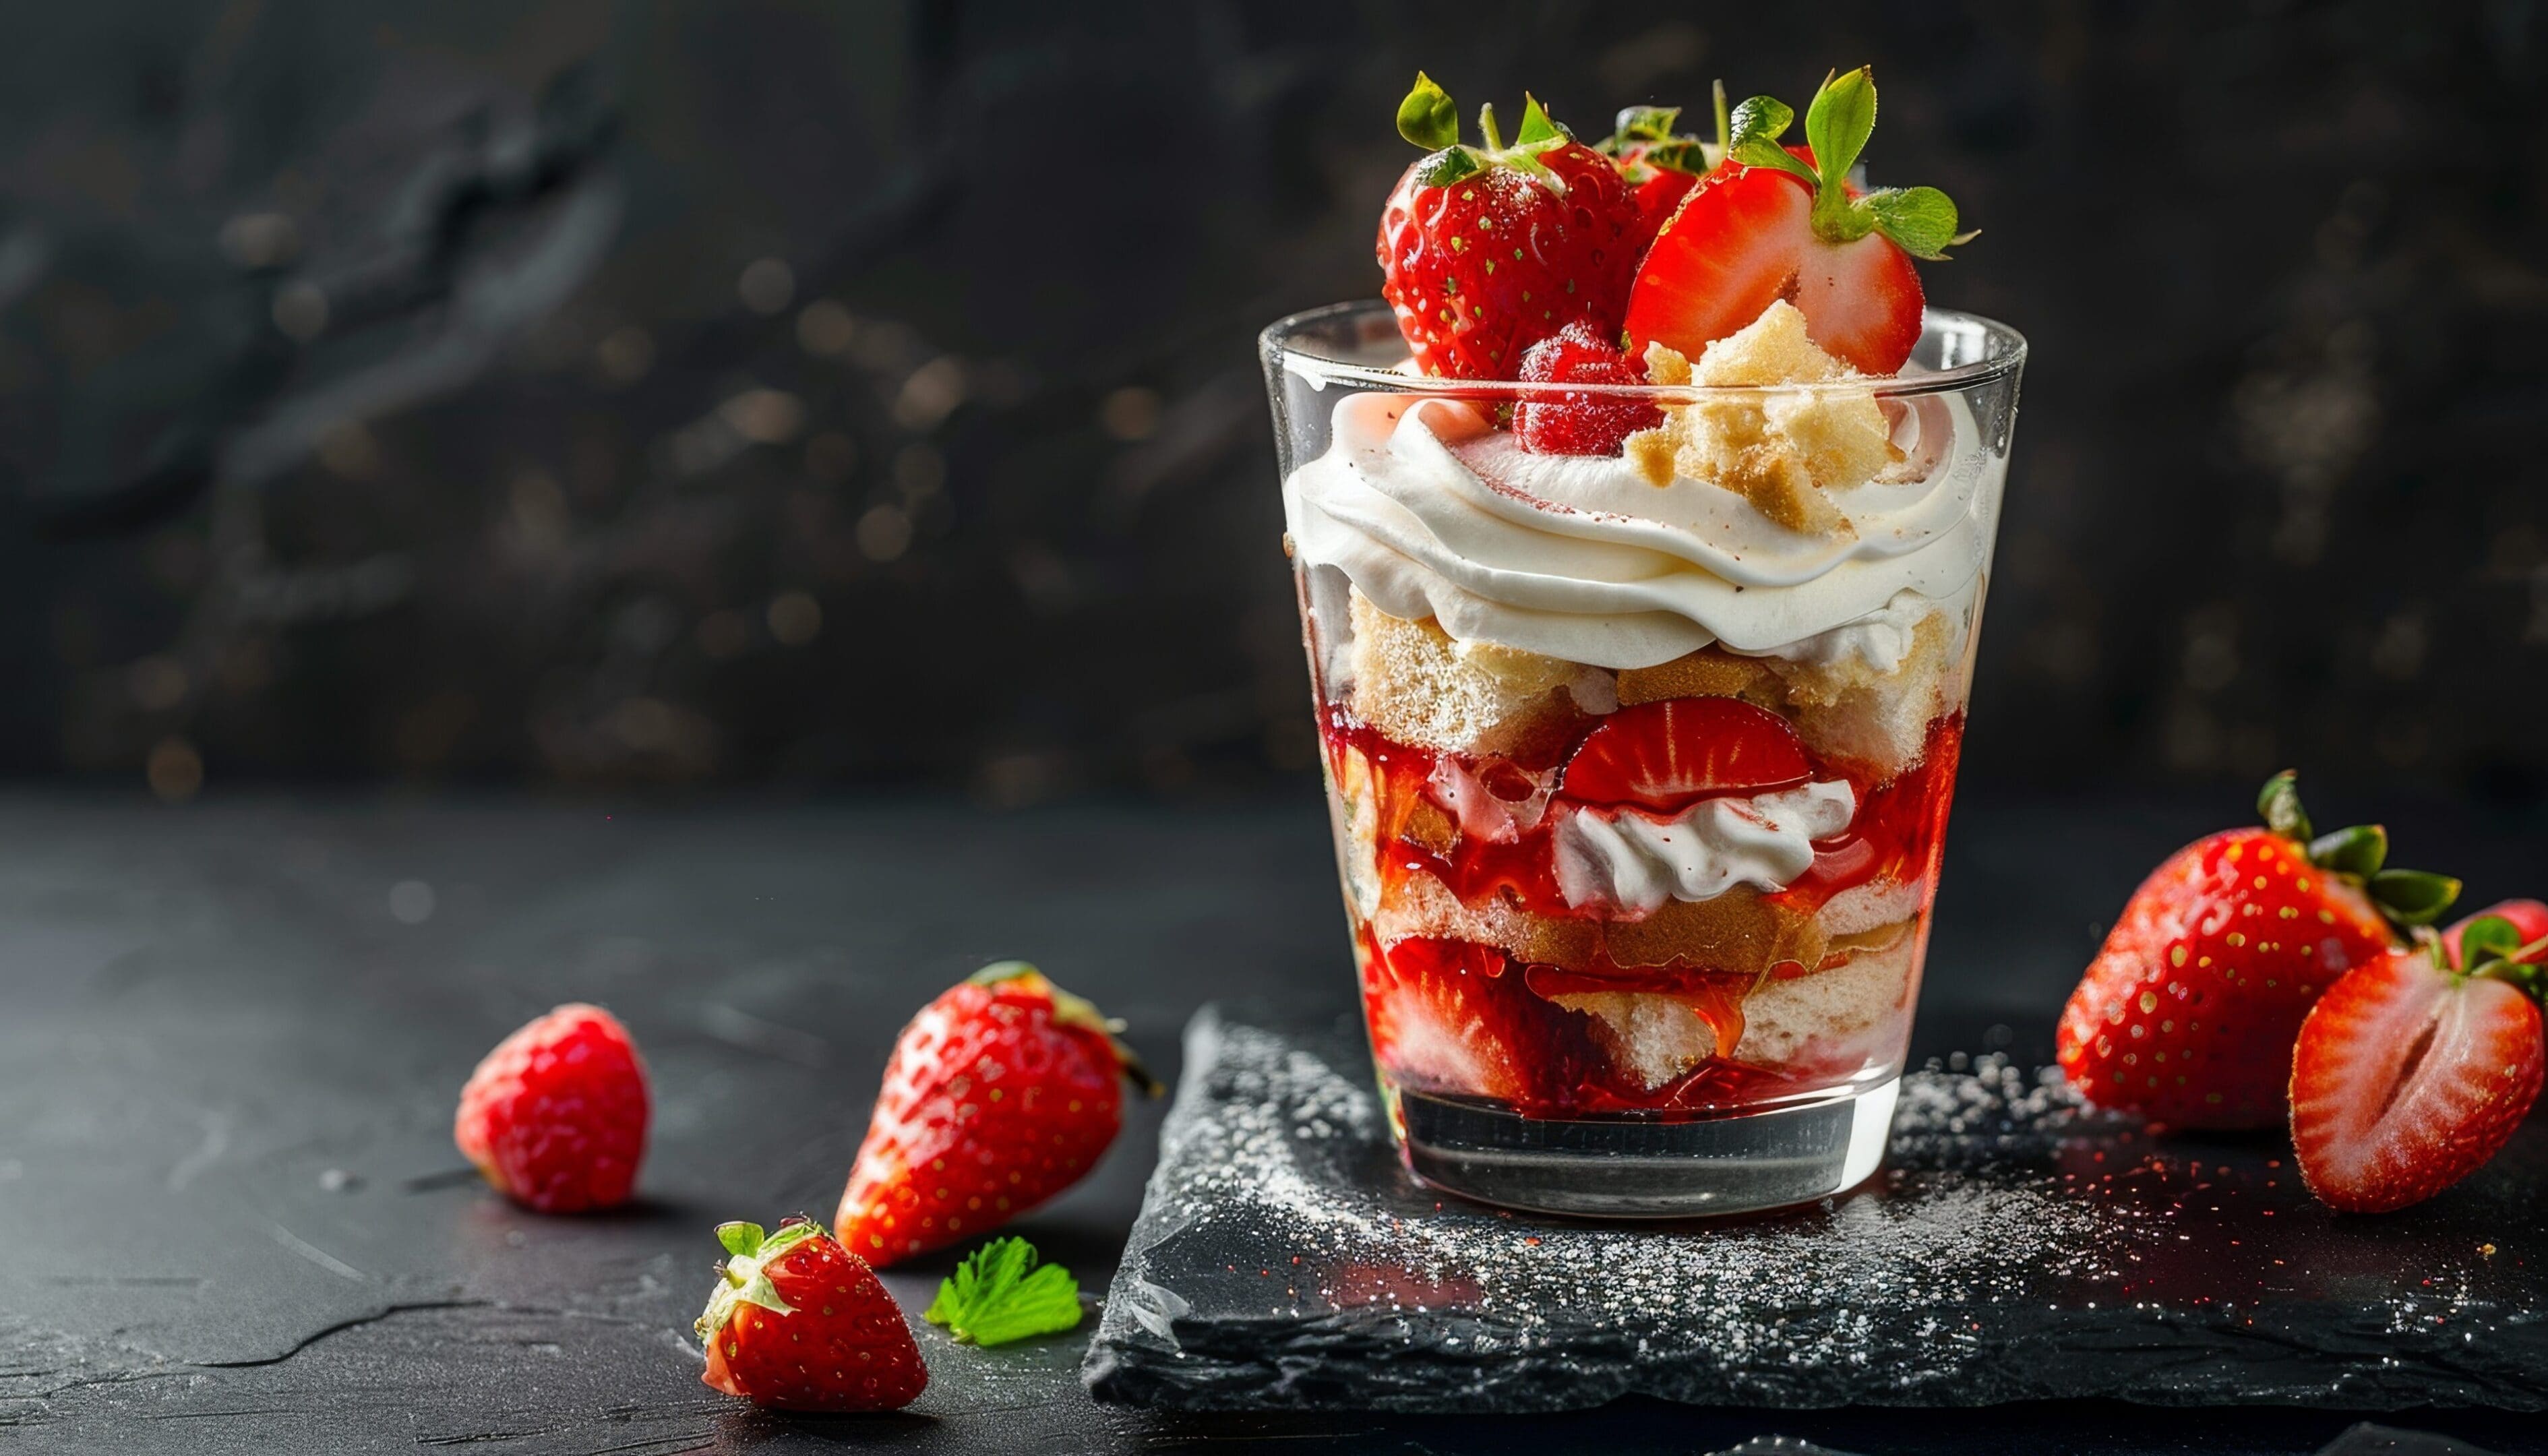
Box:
968;961;1163;1097
694;1216;826;1343
1596;81;1729;182
2255;770;2462;930
1724;65;1976;260
923;1236;1083;1347
1395;72;1579;194
2442;916;2548;1002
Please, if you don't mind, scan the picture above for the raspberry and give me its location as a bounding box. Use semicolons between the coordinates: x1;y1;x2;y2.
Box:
1512;324;1661;456
454;1003;649;1213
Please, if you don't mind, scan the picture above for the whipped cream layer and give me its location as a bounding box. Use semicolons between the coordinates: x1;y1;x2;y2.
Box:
1553;781;1856;915
1282;387;2003;670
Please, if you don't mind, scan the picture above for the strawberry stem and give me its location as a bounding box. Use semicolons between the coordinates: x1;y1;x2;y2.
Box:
1724;67;1971;260
2258;771;2462;932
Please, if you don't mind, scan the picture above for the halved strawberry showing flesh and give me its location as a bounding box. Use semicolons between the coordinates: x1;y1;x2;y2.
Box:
1557;697;1810;814
1623;67;1970;377
2290;917;2547;1215
1362;936;1566;1107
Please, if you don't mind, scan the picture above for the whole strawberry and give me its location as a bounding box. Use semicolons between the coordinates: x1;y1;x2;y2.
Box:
696;1217;927;1412
2057;772;2460;1128
2291;904;2547;1213
837;963;1154;1267
1513;322;1662;456
1595;91;1726;253
1378;73;1640;380
454;1002;649;1213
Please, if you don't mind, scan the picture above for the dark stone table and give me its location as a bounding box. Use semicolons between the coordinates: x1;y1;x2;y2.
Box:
1;789;2543;1455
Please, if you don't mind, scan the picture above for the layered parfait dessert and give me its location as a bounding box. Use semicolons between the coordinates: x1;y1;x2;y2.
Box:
1271;69;2021;1161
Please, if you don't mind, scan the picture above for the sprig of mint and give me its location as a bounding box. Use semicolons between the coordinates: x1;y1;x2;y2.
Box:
1726;66;1976;260
923;1237;1082;1348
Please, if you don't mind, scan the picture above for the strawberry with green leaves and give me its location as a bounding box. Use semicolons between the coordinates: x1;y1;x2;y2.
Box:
837;962;1156;1267
696;1217;928;1412
1378;73;1641;380
2291;903;2547;1213
1595;86;1728;253
2057;772;2460;1128
1625;66;1972;375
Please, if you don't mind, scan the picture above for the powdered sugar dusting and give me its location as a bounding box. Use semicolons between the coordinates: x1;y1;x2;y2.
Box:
1085;1008;2548;1414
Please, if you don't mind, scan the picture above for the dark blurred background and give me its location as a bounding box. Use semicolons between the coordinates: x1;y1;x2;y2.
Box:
0;1;2541;808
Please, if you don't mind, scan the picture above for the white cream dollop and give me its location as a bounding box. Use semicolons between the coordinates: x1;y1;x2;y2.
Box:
1552;781;1857;915
1281;388;2001;671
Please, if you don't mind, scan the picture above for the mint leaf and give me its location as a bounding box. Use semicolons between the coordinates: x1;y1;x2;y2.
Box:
1865;186;1964;260
925;1238;1083;1348
1804;67;1879;183
1397;71;1459;150
2458;915;2522;971
1514;92;1563;147
2371;868;2463;927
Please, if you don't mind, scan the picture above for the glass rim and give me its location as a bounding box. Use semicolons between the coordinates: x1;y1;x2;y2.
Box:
1261;299;2026;402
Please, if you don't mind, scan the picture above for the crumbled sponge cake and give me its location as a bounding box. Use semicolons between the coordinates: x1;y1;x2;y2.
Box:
1345;588;1612;755
1817;878;1925;939
1553;930;1918;1088
1624;301;1899;536
1766;606;1957;780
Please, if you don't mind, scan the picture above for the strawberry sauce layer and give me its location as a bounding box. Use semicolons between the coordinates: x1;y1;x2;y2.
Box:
1323;696;1966;1117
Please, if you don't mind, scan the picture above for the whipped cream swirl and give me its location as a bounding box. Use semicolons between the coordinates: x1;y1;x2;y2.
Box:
1282;388;2002;671
1553;781;1857;915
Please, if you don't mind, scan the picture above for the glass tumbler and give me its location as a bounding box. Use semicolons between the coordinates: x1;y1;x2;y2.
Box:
1263;299;2025;1216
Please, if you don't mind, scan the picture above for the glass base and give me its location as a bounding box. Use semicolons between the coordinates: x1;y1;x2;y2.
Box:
1392;1075;1898;1217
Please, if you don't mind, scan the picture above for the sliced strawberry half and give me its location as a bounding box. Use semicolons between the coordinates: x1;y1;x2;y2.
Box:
1622;67;1971;377
1557;697;1811;814
2290;922;2547;1215
1362;936;1555;1105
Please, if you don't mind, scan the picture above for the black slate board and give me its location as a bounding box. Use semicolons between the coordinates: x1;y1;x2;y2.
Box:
1085;1007;2548;1414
